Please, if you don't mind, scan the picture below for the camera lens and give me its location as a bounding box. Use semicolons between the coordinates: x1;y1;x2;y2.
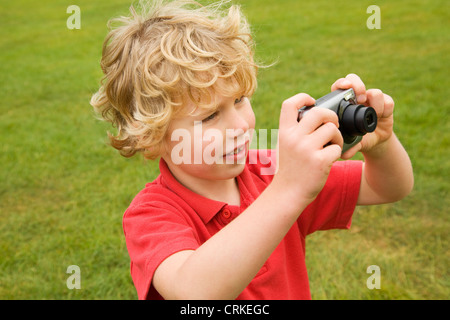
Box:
340;104;377;136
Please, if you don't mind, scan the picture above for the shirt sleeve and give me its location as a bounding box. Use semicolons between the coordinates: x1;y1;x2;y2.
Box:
297;160;363;236
123;189;200;299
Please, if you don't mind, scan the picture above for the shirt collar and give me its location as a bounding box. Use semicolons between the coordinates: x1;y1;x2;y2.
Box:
159;158;228;224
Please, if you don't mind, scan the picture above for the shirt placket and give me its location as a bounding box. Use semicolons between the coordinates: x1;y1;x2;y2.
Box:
217;206;237;226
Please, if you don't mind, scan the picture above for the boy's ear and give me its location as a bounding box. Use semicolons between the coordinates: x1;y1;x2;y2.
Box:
159;135;172;160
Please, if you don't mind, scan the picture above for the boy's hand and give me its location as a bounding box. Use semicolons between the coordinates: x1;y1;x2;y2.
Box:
331;73;395;159
274;93;343;205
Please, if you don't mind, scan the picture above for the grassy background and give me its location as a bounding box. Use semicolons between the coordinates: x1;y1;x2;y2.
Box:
0;0;448;299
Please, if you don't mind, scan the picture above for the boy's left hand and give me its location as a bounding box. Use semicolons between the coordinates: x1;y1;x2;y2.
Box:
331;73;395;159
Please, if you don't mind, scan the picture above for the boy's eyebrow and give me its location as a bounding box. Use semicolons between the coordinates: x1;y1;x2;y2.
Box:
188;92;244;117
191;105;219;117
189;102;222;117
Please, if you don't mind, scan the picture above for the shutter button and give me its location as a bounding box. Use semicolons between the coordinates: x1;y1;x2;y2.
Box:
222;208;231;219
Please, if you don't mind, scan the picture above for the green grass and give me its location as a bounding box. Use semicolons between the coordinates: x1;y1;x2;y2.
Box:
0;0;448;299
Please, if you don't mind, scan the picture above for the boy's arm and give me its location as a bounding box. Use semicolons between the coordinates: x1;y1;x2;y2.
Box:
153;94;344;299
358;132;413;205
153;180;307;300
331;74;414;205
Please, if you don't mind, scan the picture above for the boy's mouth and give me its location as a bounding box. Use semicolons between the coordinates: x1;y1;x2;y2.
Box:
223;141;249;162
225;144;245;156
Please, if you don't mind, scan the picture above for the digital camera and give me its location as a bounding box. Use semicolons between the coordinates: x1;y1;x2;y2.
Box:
298;88;377;153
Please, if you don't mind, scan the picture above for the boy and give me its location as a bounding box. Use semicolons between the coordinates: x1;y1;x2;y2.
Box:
91;0;413;299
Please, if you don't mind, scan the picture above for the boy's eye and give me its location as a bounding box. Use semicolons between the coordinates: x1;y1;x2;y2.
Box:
202;111;218;123
235;96;245;104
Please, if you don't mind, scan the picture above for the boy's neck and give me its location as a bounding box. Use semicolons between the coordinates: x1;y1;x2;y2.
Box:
164;163;241;207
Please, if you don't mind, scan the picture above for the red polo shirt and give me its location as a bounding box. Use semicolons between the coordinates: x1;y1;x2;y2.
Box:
123;150;362;299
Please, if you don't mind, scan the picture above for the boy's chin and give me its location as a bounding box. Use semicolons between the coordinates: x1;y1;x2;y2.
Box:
199;161;247;181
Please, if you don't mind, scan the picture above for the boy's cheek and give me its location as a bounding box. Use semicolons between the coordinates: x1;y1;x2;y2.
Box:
162;129;222;165
245;102;256;129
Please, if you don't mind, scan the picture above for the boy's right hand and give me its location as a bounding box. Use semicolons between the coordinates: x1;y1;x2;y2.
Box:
273;93;343;206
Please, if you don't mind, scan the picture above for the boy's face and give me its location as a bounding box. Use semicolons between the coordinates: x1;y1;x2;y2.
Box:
162;91;255;183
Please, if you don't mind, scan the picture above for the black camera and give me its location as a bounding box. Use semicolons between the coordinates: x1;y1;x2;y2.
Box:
298;88;377;152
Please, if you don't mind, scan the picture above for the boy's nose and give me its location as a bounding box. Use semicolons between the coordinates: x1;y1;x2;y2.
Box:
225;111;250;138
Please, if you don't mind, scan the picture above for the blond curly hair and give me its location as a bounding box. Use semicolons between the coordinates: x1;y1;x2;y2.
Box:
90;0;259;160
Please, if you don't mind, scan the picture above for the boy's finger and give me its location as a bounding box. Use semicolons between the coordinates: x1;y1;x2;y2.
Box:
280;93;315;127
298;107;339;135
330;78;352;91
366;89;385;116
345;73;367;103
321;144;342;164
310;122;344;150
341;142;362;159
383;93;395;117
